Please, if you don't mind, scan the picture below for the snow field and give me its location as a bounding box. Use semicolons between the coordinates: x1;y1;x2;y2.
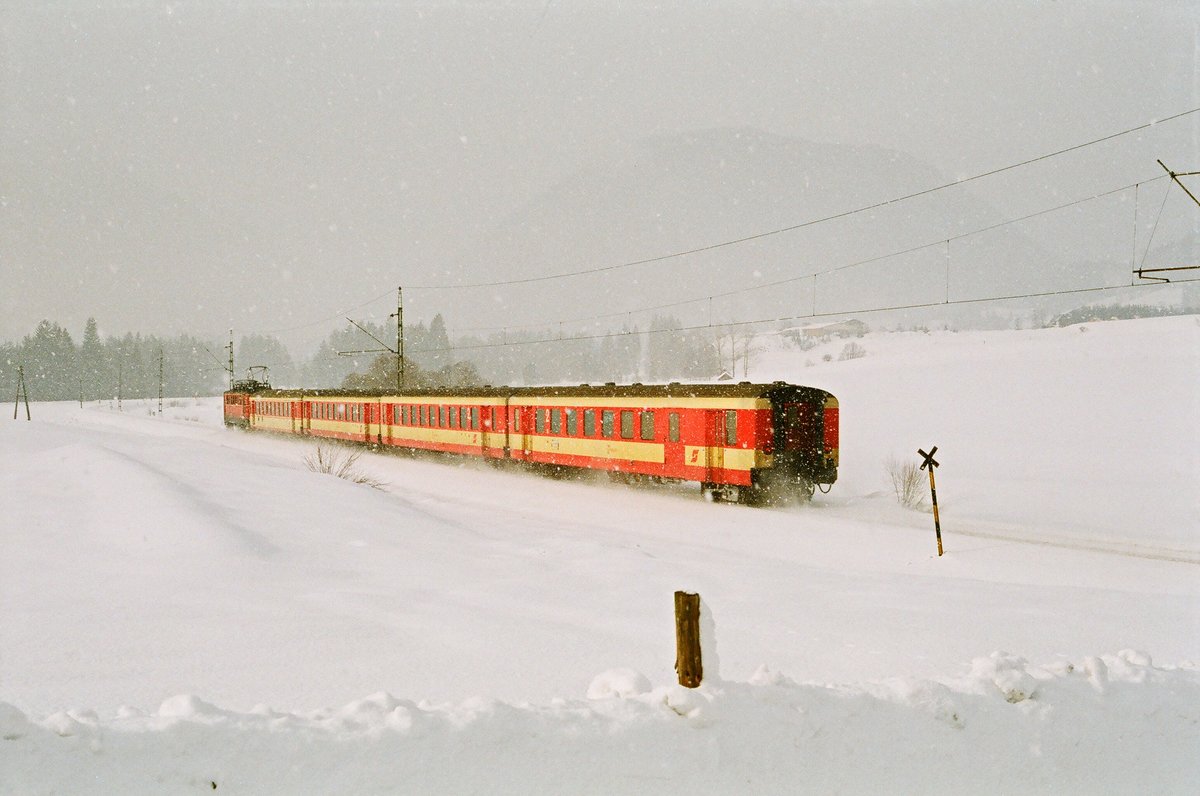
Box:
1;317;1197;792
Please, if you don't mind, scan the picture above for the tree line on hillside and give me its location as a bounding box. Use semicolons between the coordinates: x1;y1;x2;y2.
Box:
449;315;731;386
245;313;469;389
0;318;227;403
1048;303;1194;327
285;312;741;390
0;315;465;402
2;312;756;403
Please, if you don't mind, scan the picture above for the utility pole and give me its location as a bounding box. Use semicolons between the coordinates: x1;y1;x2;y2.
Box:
226;329;234;390
391;286;405;390
340;286;406;392
13;364;31;420
118;361;123;412
158;348;164;415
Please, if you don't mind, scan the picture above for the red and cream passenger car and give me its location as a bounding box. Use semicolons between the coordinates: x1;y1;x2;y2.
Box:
223;381;838;505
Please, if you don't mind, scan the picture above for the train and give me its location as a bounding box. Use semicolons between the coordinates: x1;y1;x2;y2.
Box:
223;379;838;506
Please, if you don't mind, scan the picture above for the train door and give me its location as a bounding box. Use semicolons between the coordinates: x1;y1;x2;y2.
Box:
664;410;684;476
704;410;726;483
517;405;532;455
479;404;491;456
366;400;377;444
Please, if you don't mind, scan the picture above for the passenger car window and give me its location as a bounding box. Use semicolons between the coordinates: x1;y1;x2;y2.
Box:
601;410;614;438
620;410;634;439
725;410;737;445
640;411;654;440
584;409;595;436
566;409;577;436
550;409;561;434
669;412;680;442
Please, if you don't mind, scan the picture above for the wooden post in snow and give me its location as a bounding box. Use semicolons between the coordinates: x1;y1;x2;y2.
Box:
674;591;703;688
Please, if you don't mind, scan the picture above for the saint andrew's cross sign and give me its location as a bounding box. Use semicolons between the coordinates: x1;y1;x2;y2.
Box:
918;446;943;556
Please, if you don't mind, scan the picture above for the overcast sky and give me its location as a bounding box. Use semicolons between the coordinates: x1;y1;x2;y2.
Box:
2;1;1196;351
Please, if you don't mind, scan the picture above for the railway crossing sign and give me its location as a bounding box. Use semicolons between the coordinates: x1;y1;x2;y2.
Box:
918;446;938;470
918;446;943;556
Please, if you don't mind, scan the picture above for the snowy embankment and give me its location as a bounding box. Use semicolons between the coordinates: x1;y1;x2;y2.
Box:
759;315;1200;557
4;652;1198;794
2;317;1198;793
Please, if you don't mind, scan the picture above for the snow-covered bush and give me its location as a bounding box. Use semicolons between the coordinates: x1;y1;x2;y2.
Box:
304;444;386;490
838;342;867;361
885;455;925;509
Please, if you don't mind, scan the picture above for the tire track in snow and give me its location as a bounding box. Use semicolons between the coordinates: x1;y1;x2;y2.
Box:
947;524;1200;565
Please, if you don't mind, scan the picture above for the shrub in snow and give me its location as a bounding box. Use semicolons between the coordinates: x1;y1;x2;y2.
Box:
885;455;926;509
304;443;386;490
838;342;867;361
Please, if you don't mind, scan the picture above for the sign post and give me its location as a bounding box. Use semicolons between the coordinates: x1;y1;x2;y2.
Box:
918;446;943;556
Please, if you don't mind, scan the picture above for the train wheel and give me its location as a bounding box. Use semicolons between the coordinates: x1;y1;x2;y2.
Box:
743;484;770;507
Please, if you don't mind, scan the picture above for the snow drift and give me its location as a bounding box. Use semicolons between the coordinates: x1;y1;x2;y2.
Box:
3;651;1197;794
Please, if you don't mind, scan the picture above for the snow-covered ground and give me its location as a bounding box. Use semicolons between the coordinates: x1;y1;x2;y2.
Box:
2;316;1198;793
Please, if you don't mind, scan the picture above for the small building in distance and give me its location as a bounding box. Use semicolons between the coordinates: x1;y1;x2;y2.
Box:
783;319;867;343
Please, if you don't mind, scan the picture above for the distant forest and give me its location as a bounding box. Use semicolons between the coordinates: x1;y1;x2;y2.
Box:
1;318;224;404
9;302;1191;402
0;312;734;403
1047;303;1195;327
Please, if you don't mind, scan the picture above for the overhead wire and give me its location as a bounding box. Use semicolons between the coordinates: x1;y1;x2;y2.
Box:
403;107;1200;290
448;174;1169;336
245;289;396;335
405;278;1200;357
1138;179;1176;272
236;106;1197;339
244;265;1198;371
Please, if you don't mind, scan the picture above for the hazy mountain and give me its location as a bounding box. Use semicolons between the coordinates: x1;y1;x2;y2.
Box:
436;127;1057;336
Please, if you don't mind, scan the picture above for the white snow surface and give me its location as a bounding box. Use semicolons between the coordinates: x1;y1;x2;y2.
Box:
2;317;1198;793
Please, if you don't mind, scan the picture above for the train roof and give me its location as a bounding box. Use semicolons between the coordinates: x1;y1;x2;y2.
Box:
230;381;833;402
